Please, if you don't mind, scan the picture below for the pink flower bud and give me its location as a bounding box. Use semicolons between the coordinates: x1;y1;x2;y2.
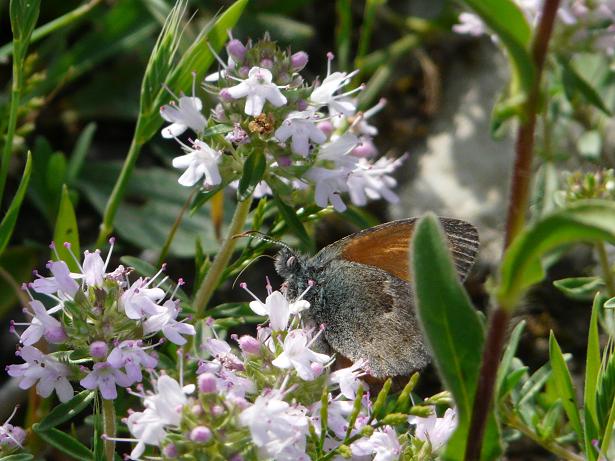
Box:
89;341;108;359
211;404;225;416
198;373;217;393
297;99;308;111
290;51;308;71
351;140;377;158
317;121;334;137
237;335;260;355
278;155;292;167
190;426;212;443
239;66;250;78
226;39;246;61
219;89;233;102
191;404;203;416
163;444;178;458
311;362;324;377
260;58;273;69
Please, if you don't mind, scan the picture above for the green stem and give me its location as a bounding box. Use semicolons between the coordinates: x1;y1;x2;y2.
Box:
157;189;196;267
504;411;585;461
597;242;615;297
0;50;23;206
193;195;252;318
0;0;103;59
102;397;116;461
96;134;143;246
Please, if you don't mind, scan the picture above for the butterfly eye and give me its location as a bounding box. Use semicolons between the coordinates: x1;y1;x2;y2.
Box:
286;256;296;268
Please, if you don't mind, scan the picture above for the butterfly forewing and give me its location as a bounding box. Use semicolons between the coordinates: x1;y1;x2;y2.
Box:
336;217;479;282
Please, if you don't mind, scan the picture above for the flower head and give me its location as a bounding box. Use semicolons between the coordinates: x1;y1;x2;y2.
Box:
226;67;287;116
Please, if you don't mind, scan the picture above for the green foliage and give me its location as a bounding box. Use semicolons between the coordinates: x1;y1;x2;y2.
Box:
553;277;605;301
411;213;500;460
33;425;93;461
53;185;80;272
0;152;32;256
237;150;266;201
36;391;95;431
9;0;41;66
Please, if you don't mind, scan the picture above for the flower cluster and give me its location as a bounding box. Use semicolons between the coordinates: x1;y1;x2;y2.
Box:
6;240;195;402
0;407;26;457
160;33;405;212
557;168;615;204
119;280;457;460
454;0;615;55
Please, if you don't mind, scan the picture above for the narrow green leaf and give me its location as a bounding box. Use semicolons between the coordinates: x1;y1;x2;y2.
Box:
553;276;605;301
538;401;563;441
272;193;313;252
497;200;615;310
560;58;612;116
0;152;32;255
36;390;95;431
499;366;529;399
10;0;41;63
411;213;500;460
356;0;384;62
67;123;97;183
585;294;604;423
190;183;227;215
496;320;526;399
549;332;583;440
53;185;80;272
0;454;34;461
237;150;266;201
33;425;93;461
335;0;352;71
459;0;534;95
517;362;551;407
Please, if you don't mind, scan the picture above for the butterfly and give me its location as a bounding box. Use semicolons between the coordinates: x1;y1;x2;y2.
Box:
273;217;479;378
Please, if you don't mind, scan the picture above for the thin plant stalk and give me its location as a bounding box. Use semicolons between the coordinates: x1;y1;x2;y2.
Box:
465;0;561;459
102;397;116;461
193;194;252;318
597;241;615;297
157;189;196;267
96;133;143;246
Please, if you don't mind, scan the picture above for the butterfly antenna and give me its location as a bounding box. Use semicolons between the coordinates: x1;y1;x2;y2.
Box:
233;230;292;251
232;253;276;289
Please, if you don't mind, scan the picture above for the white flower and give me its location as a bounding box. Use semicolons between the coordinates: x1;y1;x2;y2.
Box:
80;362;132;400
160;92;206;139
126;408;167;460
82;250;106;288
0;407;26;449
408;406;457;452
120;278;165;320
272;329;331;380
16;300;67;346
346;155;405;207
107;340;158;384
318;132;361;168
311;398;354;438
305;166;349;212
329;358;367;400
142;300;196;345
310;70;359;116
239;393;309;460
30;260;78;299
172;139;222;188
6;346;73;403
275;111;327;156
247;290;296;330
452;12;487;36
351;426;401;461
226;67;287;116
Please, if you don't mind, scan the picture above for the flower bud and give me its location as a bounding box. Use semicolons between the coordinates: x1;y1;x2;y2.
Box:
409;405;433;418
198;373;217;393
297;99;308;111
336;444;352;459
382;412;410;425
237;335;260;355
190;426;212;443
360;425;374;437
191;404;203;416
219;89;234;102
260;58;273;69
89;341;108;359
162;443;178;458
226;39;246;61
351;140;377;158
211;404;225;416
290;51;309;71
317;121;333;138
278;155;292;167
310;362;324;377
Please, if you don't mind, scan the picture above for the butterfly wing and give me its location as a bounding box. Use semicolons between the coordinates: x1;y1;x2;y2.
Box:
308;217;479;377
312;217;479;282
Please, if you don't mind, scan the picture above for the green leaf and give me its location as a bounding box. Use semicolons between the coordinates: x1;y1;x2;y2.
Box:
0;454;34;461
335;0;352;70
411;213;500;460
237;150;266;201
553;276;605;301
584;295;602;461
33;425;93;461
549;332;583;440
36;390;95;431
560;58;612;116
497;200;615;311
0;152;32;256
10;0;41;63
496;320;526;399
459;0;534;95
272;193;313;252
190;183;227;215
53;185;80;272
67;123;97;183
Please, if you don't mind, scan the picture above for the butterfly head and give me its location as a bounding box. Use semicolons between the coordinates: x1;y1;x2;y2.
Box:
274;246;305;279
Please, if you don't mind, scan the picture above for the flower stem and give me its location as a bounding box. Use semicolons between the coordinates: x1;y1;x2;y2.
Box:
466;1;561;460
102;397;116;461
193;195;252;318
157;189;196;267
96;134;143;247
597;241;615;297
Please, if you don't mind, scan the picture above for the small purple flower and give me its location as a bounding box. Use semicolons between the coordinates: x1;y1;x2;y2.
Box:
7;346;73;402
236;335;260;355
30;260;78;299
142;300;196;346
120;278;165;320
227;39;247;61
0;407;26;448
107;340;158;384
89;341;108;359
80;362;132;400
16;300;67;346
198;373;217;393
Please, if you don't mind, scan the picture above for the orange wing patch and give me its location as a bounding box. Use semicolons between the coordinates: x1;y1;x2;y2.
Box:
340;218;479;282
